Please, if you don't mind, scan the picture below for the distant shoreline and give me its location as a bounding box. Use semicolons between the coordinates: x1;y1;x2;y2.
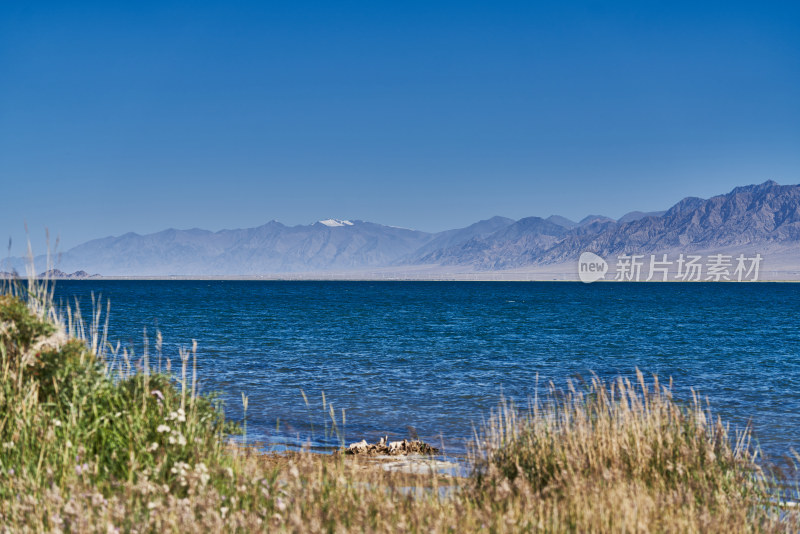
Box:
33;275;800;282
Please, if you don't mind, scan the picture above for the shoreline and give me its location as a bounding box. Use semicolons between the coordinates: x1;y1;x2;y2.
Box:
28;275;800;282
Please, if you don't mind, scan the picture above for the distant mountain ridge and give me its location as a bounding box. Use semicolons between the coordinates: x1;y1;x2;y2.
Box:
3;181;798;275
421;181;800;269
31;220;434;276
540;180;800;264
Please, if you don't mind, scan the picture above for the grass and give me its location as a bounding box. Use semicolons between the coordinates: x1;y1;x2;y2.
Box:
0;277;797;532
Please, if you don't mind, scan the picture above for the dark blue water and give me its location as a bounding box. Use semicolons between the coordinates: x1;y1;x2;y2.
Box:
51;281;800;462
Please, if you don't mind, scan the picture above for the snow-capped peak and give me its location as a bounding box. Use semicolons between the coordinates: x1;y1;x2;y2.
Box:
318;219;354;227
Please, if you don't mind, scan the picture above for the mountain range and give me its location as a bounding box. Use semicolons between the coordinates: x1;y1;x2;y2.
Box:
4;181;799;277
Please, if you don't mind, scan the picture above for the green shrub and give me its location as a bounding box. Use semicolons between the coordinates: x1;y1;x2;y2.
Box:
0;293;240;493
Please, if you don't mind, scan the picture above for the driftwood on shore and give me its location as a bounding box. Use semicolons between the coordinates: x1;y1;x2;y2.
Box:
343;436;439;456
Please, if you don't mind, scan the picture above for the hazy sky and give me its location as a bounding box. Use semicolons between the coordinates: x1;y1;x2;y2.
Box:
1;0;799;254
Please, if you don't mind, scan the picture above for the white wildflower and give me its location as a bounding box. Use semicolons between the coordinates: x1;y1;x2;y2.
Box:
53;419;62;427
169;461;191;487
195;463;210;486
2;441;14;450
168;432;186;446
156;424;170;434
166;408;186;423
147;442;159;452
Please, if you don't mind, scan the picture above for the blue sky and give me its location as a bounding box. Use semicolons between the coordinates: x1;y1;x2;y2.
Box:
1;1;799;254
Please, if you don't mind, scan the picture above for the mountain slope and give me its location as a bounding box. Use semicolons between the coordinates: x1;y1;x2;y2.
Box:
417;217;570;269
540;180;800;263
398;216;515;263
617;211;666;223
545;215;578;229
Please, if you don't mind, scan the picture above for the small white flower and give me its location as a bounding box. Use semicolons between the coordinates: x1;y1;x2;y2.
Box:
147;442;159;452
156;425;170;434
53;419;62;427
147;501;159;510
166;408;186;423
2;441;14;450
170;462;190;475
168;432;187;446
220;506;229;518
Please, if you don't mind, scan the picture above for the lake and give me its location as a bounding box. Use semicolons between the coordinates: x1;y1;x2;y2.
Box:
51;280;800;463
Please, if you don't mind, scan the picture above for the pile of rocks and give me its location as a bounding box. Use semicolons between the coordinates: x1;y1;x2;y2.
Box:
344;436;439;456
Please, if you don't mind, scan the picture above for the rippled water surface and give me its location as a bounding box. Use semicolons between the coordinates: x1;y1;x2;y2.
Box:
52;281;800;459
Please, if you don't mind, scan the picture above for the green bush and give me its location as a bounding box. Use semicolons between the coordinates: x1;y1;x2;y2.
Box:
0;293;239;493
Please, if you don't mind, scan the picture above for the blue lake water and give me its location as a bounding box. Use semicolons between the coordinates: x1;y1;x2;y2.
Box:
51;281;800;463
